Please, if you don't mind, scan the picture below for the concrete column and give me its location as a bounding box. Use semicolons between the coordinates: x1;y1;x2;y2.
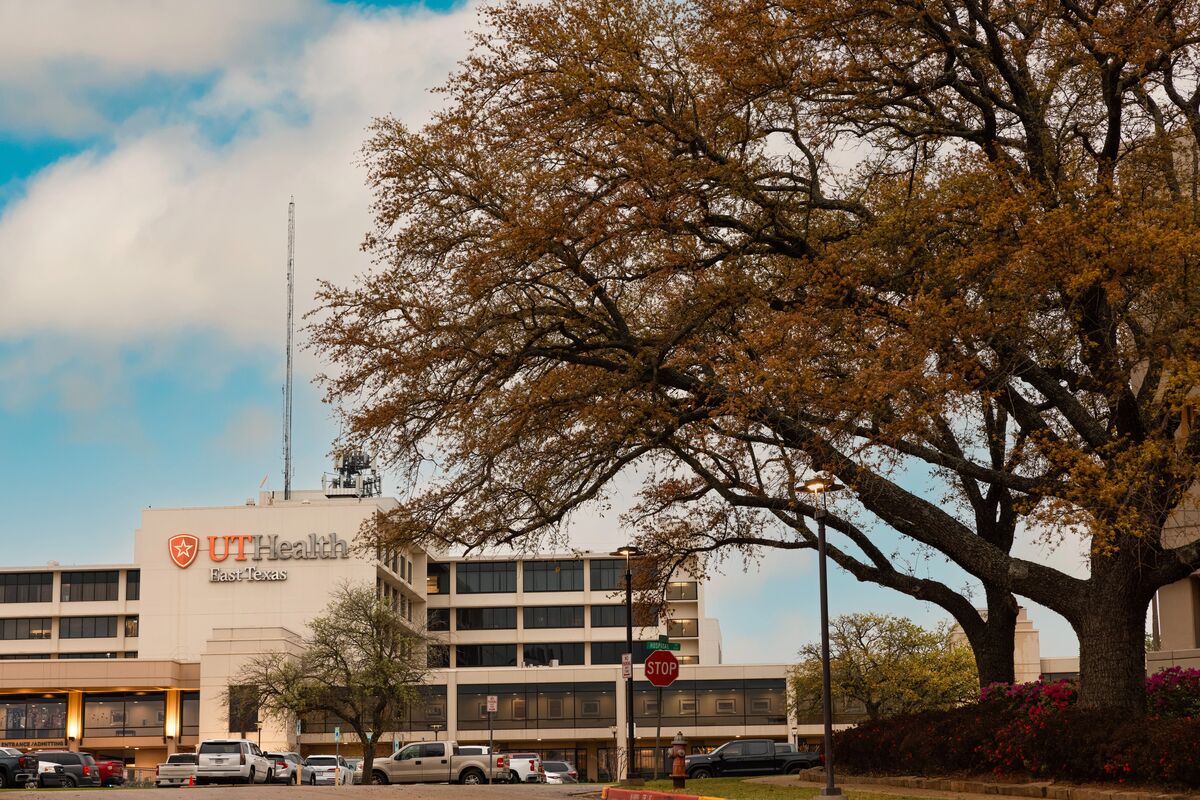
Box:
444;671;458;741
66;691;83;751
1158;577;1200;651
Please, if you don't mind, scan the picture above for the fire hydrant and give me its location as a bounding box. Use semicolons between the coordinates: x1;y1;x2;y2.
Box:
671;731;688;790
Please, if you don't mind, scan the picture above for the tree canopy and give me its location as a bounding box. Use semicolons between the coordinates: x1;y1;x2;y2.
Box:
791;613;979;721
314;0;1200;710
233;583;428;775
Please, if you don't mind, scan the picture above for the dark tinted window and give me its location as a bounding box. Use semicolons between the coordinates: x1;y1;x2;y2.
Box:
589;559;625;591
722;742;746;757
456;607;516;630
427;644;450;668
590;605;627;627
419;743;443;758
523;606;584;628
455;644;517;667
0;573;52;603
523;560;583;592
544;761;570;771
60;571;119;602
39;752;78;765
591;641;650;664
427;609;449;632
427;563;449;595
59;616;118;639
125;570;141;601
746;741;771;755
456;562;516;594
0;617;52;639
169;754;197;764
200;742;243;754
523;642;584;666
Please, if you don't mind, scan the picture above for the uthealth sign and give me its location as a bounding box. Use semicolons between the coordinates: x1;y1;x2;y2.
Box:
168;533;352;581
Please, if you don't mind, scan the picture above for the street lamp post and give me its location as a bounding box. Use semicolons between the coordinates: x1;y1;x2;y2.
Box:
429;723;443;741
612;544;642;781
802;476;844;799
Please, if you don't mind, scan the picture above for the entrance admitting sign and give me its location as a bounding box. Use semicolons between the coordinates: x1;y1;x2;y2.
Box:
644;649;679;688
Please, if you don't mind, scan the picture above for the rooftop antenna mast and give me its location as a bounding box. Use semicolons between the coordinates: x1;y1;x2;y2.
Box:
283;197;295;500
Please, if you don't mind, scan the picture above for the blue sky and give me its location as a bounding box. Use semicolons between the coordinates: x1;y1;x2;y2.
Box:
0;0;1081;665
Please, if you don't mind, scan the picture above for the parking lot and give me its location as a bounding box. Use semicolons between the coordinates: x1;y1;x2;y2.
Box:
1;785;603;799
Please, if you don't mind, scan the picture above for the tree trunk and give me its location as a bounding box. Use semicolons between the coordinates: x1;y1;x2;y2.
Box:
1074;590;1149;712
958;590;1018;687
360;731;376;781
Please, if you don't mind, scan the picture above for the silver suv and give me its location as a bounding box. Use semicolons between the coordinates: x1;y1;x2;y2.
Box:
195;739;273;785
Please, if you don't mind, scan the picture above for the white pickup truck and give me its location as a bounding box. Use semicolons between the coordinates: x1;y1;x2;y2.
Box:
369;741;508;785
154;753;197;787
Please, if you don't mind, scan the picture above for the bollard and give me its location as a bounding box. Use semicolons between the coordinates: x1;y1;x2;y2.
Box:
670;731;688;791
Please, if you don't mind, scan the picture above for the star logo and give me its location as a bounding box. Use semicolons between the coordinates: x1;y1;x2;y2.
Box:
168;534;199;569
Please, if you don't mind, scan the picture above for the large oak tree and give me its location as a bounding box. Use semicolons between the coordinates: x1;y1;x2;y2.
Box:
313;0;1200;710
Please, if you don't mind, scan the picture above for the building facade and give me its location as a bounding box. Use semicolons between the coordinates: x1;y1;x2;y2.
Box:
0;487;793;780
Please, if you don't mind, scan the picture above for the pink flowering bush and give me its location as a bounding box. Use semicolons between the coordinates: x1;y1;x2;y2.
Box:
1145;667;1200;719
834;673;1200;786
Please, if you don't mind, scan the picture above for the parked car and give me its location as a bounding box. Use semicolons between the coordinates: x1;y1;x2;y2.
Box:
1;747;64;788
506;751;546;784
195;738;273;785
265;751;311;784
543;760;578;783
0;748;40;788
155;753;198;788
86;754;127;786
370;741;508;785
345;757;363;784
685;739;819;778
27;750;101;788
306;754;352;785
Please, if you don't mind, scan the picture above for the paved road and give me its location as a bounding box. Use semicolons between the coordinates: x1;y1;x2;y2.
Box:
2;785;604;799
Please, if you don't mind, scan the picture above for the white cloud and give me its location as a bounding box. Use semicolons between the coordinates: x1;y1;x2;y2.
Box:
0;3;479;360
0;0;322;136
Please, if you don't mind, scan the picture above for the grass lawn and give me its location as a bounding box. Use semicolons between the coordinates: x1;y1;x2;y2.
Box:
637;778;934;800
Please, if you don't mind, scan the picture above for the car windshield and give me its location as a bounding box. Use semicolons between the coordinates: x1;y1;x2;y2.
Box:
199;743;241;754
544;761;569;771
308;757;337;766
509;753;537;759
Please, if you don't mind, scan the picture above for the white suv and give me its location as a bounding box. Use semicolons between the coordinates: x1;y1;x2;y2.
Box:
195;739;273;785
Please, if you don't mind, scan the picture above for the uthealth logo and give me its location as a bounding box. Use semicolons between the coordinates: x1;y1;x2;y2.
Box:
167;533;351;568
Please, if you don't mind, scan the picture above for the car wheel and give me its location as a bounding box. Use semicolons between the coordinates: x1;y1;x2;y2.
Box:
510;770;521;783
370;771;387;785
460;768;485;785
62;774;79;788
310;774;318;786
246;767;255;785
690;768;712;779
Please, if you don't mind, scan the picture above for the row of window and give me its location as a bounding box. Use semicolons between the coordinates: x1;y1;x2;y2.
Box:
427;605;698;633
0;652;138;660
0;615;139;640
0;571;141;603
454;679;785;730
0;691;199;740
429;641;696;668
427;560;698;598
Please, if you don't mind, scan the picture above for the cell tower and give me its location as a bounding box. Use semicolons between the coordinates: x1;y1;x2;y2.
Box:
283;197;295;500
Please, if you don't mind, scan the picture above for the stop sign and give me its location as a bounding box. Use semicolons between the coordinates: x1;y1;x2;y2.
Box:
644;649;680;687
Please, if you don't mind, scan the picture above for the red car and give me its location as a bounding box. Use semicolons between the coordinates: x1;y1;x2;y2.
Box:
82;755;126;787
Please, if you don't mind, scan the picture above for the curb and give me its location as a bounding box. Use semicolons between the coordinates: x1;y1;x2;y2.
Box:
601;787;725;800
792;769;1194;800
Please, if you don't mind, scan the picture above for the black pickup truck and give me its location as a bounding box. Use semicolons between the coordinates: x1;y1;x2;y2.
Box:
685;739;819;778
0;749;40;788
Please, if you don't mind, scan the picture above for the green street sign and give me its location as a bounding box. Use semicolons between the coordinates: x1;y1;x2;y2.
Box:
645;641;681;651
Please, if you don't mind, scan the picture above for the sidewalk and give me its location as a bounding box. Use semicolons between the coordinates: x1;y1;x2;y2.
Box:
755;772;1197;800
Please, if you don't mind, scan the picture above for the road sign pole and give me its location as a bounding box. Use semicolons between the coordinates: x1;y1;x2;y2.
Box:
654;686;663;781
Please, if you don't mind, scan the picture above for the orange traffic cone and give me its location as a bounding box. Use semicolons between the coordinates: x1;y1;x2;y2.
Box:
187;774;195;787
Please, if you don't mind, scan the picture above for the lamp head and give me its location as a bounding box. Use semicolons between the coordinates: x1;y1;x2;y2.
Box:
802;476;844;494
611;545;642;558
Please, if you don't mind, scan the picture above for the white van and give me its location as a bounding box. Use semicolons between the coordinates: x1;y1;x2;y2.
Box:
195;739;273;785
